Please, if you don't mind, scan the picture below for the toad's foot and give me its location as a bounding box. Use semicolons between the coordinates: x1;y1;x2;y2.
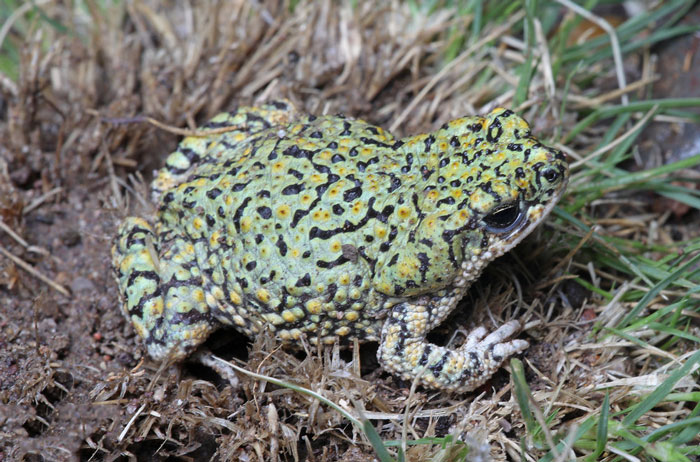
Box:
378;303;528;392
112;217;215;361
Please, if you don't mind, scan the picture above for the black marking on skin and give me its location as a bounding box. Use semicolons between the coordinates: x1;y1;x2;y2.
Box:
331;154;345;163
479;181;502;201
393;285;405;296
183;186;195;195
182;199;196;209
310;131;323;138
295;273;311;287
257;206;272;219
267;151;278;161
233;197;252;233
126;270;159;293
217;206;226;218
246;261;257;271
367;126;379;135
429;353;448;377
349;147;359;157
357;247;377;275
418;345;433;366
437;176;445;184
424;135;435;152
343;186;363;202
420;166;435;181
515;167;526;179
418;238;433;248
332;204;345;215
302;250;311;258
340;121;352;136
255;234;264;244
317;255;350;269
282;183;305;195
316;173;340;199
257;190;271;198
439;157;449;168
417;252;430;283
436;197;455;207
232;181;250;192
379;226;398;252
353;275;363;287
357;156;379;172
401;153;414;173
387;254;399;267
450;136;460;147
288;169;304;180
163;192;175;203
327;141;338;149
507;142;523;152
360;137;391;148
487;119;503;143
206;214;215;227
179;147;202;165
276;235;288;256
387;175;402;193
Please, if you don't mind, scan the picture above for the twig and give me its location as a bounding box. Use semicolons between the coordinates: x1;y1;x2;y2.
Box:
0;245;70;297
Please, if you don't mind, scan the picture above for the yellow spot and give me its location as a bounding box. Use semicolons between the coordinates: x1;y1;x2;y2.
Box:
278;330;291;341
451;189;462;199
310;173;323;183
276;204;290;219
291;248;301;258
439;141;448;151
335;326;350;336
241;216;253;233
209;230;220;247
458;210;469;221
316;283;325;294
229;291;242;305
233;315;246;327
397;206;411;220
281;310;297;323
272;161;285;173
349;288;361;300
374;224;387;239
193;288;205;303
339;274;350;285
351;201;364;214
306;299;322;314
330;241;342;253
257;289;270;303
211;286;224;300
345;311;359;322
301;194;313;205
145;297;164;317
427;190;439;201
263;313;284;325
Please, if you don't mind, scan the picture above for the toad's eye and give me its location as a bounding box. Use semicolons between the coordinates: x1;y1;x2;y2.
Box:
483;202;526;234
542;167;559;183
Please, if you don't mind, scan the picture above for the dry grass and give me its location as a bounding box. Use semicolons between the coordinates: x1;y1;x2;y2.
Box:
0;1;698;461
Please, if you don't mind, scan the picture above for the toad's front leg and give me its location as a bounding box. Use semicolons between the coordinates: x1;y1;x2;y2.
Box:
378;301;528;392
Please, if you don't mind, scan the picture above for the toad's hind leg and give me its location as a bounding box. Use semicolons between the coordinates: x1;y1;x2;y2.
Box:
379;302;528;392
112;217;215;361
151;100;298;202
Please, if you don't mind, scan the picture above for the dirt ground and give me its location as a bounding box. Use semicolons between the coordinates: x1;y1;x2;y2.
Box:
1;2;699;461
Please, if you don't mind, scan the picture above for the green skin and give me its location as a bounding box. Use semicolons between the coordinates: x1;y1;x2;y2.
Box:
112;101;568;392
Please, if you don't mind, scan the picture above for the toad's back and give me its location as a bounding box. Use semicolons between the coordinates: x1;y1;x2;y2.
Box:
156;112;412;343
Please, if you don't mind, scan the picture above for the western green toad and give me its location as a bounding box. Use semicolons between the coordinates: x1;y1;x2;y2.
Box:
112;101;568;392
